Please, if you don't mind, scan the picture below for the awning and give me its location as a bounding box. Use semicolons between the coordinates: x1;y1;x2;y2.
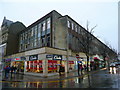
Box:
94;57;99;60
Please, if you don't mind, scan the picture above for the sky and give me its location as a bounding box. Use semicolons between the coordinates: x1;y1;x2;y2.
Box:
0;0;119;51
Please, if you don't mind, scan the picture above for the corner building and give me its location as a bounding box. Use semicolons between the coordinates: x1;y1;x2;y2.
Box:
3;10;116;77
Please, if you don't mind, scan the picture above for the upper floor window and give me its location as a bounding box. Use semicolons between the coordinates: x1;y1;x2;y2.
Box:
31;28;34;36
78;27;80;34
38;23;41;38
43;21;46;31
67;20;71;28
75;25;77;32
47;18;51;29
34;25;38;38
72;23;74;30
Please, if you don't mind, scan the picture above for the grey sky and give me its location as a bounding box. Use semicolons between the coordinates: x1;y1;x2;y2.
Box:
0;0;118;50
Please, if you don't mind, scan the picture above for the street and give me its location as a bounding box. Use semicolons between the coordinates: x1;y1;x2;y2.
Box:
1;68;120;88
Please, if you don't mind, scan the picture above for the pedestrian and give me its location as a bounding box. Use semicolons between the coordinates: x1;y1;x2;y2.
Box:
13;65;17;74
84;64;87;71
59;65;64;76
4;66;11;78
78;63;80;75
10;66;14;77
90;64;93;71
79;63;83;75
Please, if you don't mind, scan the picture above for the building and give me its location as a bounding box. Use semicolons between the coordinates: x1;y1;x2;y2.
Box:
1;10;117;77
0;17;26;69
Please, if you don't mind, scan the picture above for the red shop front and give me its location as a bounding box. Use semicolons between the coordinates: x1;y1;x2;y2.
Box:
26;60;43;73
69;61;74;70
48;60;57;73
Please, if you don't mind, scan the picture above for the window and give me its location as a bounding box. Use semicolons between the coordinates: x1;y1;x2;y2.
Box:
38;23;41;38
78;27;80;34
31;28;34;36
34;25;38;38
43;21;46;31
67;20;71;28
47;35;50;47
75;25;77;32
41;37;45;46
34;39;37;47
47;18;50;29
72;23;74;30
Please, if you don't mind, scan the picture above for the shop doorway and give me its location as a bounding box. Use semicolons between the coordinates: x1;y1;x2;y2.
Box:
12;61;24;73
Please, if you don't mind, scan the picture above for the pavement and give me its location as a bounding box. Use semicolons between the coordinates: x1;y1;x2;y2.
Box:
1;68;107;82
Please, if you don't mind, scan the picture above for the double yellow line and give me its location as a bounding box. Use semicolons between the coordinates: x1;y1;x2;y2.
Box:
0;68;107;83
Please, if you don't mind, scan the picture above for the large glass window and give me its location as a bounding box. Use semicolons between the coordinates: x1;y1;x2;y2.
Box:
75;25;77;32
47;35;50;47
34;25;38;39
67;20;71;28
43;21;46;31
41;36;45;46
47;18;50;29
72;23;74;30
38;23;41;38
78;26;80;34
41;21;45;36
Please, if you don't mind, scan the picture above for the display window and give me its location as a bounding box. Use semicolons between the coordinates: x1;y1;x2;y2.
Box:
12;61;24;72
38;60;43;70
26;61;29;70
52;60;57;72
69;61;75;70
30;61;33;70
26;60;43;73
48;60;58;73
33;60;37;70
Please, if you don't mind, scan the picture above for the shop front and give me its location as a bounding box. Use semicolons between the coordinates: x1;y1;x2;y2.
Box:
4;58;12;67
11;57;26;73
68;61;75;70
47;54;64;73
26;54;43;73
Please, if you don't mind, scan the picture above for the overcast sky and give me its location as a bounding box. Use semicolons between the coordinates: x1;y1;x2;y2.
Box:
0;0;118;51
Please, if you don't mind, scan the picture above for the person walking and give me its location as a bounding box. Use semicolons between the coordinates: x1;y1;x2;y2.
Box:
10;66;14;77
79;63;83;75
4;66;11;78
13;66;17;74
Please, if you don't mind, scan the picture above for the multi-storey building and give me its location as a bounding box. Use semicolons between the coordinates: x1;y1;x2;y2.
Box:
0;17;26;68
1;10;116;77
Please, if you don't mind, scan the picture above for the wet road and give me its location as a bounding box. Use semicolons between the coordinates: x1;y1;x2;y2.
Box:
1;68;120;88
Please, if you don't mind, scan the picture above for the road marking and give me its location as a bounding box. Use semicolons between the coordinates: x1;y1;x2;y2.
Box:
0;68;107;83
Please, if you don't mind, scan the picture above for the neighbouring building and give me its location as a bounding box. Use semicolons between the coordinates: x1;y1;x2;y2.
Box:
1;10;117;77
0;17;26;69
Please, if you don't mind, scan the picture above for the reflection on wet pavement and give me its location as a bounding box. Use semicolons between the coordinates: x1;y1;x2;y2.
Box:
2;69;120;88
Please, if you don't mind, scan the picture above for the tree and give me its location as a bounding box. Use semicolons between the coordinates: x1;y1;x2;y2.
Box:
79;21;97;71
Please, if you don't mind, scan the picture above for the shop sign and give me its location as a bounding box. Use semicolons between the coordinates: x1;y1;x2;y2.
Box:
14;57;20;61
53;54;62;60
5;58;12;62
69;61;74;64
77;61;82;63
29;54;38;61
46;55;53;60
20;56;26;61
